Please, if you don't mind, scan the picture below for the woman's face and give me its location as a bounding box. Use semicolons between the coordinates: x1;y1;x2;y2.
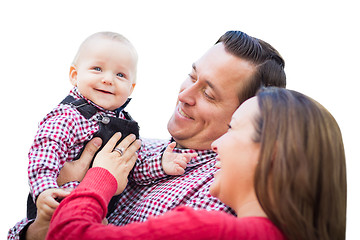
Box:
210;97;260;210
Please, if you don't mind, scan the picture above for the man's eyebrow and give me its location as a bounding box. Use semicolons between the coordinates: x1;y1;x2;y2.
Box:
192;63;219;96
205;80;216;91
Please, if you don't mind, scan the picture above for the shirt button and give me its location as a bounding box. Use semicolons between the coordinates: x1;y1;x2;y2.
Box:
101;116;110;124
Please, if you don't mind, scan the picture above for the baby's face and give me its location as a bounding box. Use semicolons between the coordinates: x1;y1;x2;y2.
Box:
70;37;137;111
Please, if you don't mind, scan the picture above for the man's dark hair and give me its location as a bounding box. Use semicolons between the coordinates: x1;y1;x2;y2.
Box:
216;31;286;103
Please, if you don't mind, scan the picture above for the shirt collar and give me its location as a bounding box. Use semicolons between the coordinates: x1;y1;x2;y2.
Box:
69;87;118;117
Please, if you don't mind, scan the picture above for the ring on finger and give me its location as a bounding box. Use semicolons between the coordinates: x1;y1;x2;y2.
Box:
113;147;125;156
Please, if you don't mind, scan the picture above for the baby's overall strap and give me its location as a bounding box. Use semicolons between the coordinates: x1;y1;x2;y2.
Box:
27;95;138;220
61;95;98;119
60;94;139;217
26;96;99;220
61;95;134;120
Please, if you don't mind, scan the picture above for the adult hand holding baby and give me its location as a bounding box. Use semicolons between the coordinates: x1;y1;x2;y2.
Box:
93;132;141;195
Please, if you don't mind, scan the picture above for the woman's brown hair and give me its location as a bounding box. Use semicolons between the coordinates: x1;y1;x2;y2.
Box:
254;87;346;240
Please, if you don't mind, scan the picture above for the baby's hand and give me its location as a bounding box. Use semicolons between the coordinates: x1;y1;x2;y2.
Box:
162;142;198;175
36;188;72;221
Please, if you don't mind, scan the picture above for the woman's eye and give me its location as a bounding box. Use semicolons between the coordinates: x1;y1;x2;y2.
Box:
117;73;124;78
93;67;101;71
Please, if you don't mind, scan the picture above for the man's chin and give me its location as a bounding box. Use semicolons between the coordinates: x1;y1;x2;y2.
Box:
167;118;185;139
166;129;189;149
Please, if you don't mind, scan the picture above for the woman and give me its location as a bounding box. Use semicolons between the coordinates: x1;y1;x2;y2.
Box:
46;87;346;240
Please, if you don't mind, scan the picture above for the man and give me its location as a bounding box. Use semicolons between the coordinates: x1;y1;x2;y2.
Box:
8;31;285;239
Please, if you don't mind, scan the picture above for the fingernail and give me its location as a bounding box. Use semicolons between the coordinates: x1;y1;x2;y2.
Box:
93;138;102;147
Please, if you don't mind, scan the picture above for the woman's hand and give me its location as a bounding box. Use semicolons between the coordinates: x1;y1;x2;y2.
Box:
93;132;141;195
57;137;102;186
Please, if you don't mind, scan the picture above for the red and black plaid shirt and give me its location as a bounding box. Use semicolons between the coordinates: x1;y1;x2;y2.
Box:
9;100;235;240
107;138;235;225
27;87;126;201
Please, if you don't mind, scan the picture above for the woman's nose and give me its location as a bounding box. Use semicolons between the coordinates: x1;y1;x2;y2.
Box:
211;140;218;153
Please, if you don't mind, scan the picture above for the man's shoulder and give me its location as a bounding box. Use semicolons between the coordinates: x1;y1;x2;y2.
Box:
141;138;169;149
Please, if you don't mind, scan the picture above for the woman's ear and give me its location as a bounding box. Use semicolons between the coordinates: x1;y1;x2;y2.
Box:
69;65;78;86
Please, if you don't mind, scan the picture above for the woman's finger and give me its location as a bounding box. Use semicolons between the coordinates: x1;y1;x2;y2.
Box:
39;204;56;221
102;132;122;152
52;188;72;202
115;134;137;151
78;137;103;164
120;139;141;160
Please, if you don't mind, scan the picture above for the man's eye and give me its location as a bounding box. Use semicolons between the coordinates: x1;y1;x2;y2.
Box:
93;67;101;71
203;89;215;100
188;74;196;82
117;73;124;78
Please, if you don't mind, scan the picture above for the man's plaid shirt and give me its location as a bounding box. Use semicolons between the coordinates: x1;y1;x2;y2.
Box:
107;138;235;225
8;122;235;240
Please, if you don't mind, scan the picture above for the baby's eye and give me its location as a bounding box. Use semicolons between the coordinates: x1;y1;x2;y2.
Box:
117;73;124;78
93;67;101;71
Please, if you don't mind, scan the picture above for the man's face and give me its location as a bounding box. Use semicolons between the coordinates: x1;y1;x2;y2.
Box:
167;43;256;150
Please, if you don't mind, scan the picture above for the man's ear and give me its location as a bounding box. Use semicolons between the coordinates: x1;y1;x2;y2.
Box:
69;65;78;86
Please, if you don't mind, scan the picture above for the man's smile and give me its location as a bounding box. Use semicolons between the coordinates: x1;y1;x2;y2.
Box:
178;106;193;120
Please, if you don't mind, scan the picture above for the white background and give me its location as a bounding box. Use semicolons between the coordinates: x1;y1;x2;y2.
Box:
1;0;358;238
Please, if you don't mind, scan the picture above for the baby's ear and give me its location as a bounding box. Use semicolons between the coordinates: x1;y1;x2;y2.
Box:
130;83;136;95
69;65;78;86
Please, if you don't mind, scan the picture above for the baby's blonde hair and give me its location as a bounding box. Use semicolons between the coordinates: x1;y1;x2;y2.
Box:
72;31;138;82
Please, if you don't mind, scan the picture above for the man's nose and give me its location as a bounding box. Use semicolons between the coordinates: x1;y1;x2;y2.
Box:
178;82;196;106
